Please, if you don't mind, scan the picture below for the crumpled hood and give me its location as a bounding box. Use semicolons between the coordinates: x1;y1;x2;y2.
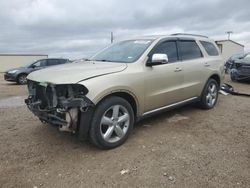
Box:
27;61;127;84
235;59;250;64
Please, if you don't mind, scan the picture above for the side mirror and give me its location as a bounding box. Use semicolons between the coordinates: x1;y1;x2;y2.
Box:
146;53;169;66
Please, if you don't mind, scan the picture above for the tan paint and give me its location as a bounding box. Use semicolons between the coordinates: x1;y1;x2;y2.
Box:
81;37;224;116
28;35;224;117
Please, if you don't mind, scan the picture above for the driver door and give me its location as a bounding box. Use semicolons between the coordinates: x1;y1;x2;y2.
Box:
144;40;185;112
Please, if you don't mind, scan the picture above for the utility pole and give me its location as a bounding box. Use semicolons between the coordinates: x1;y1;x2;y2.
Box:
111;32;114;43
226;31;233;40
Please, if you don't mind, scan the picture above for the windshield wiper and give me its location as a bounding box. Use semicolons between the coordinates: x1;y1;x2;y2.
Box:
95;59;116;62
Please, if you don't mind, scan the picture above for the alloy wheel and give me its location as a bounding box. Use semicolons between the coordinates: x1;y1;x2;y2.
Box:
206;83;218;107
18;75;27;84
100;105;130;143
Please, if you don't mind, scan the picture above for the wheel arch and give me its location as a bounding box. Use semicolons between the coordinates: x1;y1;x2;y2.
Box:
78;90;139;141
96;90;139;117
16;72;28;83
208;74;221;86
16;72;27;78
199;73;221;97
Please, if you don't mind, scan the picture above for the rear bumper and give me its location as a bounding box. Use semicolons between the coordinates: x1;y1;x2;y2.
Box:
4;73;16;82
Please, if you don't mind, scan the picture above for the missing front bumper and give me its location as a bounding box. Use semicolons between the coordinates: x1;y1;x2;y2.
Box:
25;80;94;132
25;95;94;131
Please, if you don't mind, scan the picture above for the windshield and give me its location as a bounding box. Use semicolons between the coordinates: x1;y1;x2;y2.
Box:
90;40;153;63
23;61;36;67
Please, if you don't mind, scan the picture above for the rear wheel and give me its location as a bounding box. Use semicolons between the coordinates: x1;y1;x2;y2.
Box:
17;74;27;85
89;96;134;149
198;79;219;109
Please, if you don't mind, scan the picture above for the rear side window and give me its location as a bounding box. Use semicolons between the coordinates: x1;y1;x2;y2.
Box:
200;41;219;56
179;40;203;61
151;41;178;63
47;59;60;66
59;59;67;64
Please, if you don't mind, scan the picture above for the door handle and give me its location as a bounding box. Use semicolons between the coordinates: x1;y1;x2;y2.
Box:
204;63;210;67
174;67;182;72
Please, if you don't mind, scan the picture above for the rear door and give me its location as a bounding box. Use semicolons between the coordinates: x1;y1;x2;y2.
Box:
144;40;185;112
177;39;206;98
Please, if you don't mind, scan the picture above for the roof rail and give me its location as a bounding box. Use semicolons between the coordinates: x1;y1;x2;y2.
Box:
171;33;208;38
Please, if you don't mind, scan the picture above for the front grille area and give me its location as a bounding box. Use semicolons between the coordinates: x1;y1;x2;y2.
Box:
27;80;56;109
25;80;94;127
4;74;15;81
26;80;93;111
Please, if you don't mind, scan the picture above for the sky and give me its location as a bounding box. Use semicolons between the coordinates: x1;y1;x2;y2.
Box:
0;0;250;59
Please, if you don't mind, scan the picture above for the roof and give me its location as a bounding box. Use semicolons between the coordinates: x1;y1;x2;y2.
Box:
171;33;208;38
215;40;244;47
0;54;48;57
130;33;211;41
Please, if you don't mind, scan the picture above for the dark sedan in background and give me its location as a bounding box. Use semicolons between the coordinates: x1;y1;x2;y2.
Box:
225;53;245;73
4;58;71;84
230;54;250;81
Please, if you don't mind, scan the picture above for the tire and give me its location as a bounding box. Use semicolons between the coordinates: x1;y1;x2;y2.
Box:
198;79;219;109
17;74;28;85
225;67;231;74
89;96;134;149
230;71;237;82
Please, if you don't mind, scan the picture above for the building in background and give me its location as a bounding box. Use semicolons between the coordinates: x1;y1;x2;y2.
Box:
215;40;244;61
0;54;48;72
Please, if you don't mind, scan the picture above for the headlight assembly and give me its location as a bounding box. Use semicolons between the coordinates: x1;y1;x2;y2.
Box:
8;70;18;74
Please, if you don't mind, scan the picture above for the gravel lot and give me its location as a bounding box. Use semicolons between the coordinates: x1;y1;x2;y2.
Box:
0;74;249;188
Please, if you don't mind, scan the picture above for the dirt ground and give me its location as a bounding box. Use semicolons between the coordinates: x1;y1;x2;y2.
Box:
0;74;249;188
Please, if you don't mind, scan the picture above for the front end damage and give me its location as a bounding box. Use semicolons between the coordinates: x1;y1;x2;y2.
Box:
230;62;250;81
25;80;94;133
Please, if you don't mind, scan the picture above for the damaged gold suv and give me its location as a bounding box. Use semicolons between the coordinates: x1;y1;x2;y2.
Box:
25;34;224;149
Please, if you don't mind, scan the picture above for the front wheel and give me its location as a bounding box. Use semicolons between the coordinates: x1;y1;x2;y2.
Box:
89;96;134;149
17;74;27;85
198;79;219;109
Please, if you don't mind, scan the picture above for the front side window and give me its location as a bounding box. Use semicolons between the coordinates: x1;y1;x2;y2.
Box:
90;40;153;63
200;41;219;56
32;60;47;67
179;40;203;61
151;41;178;63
